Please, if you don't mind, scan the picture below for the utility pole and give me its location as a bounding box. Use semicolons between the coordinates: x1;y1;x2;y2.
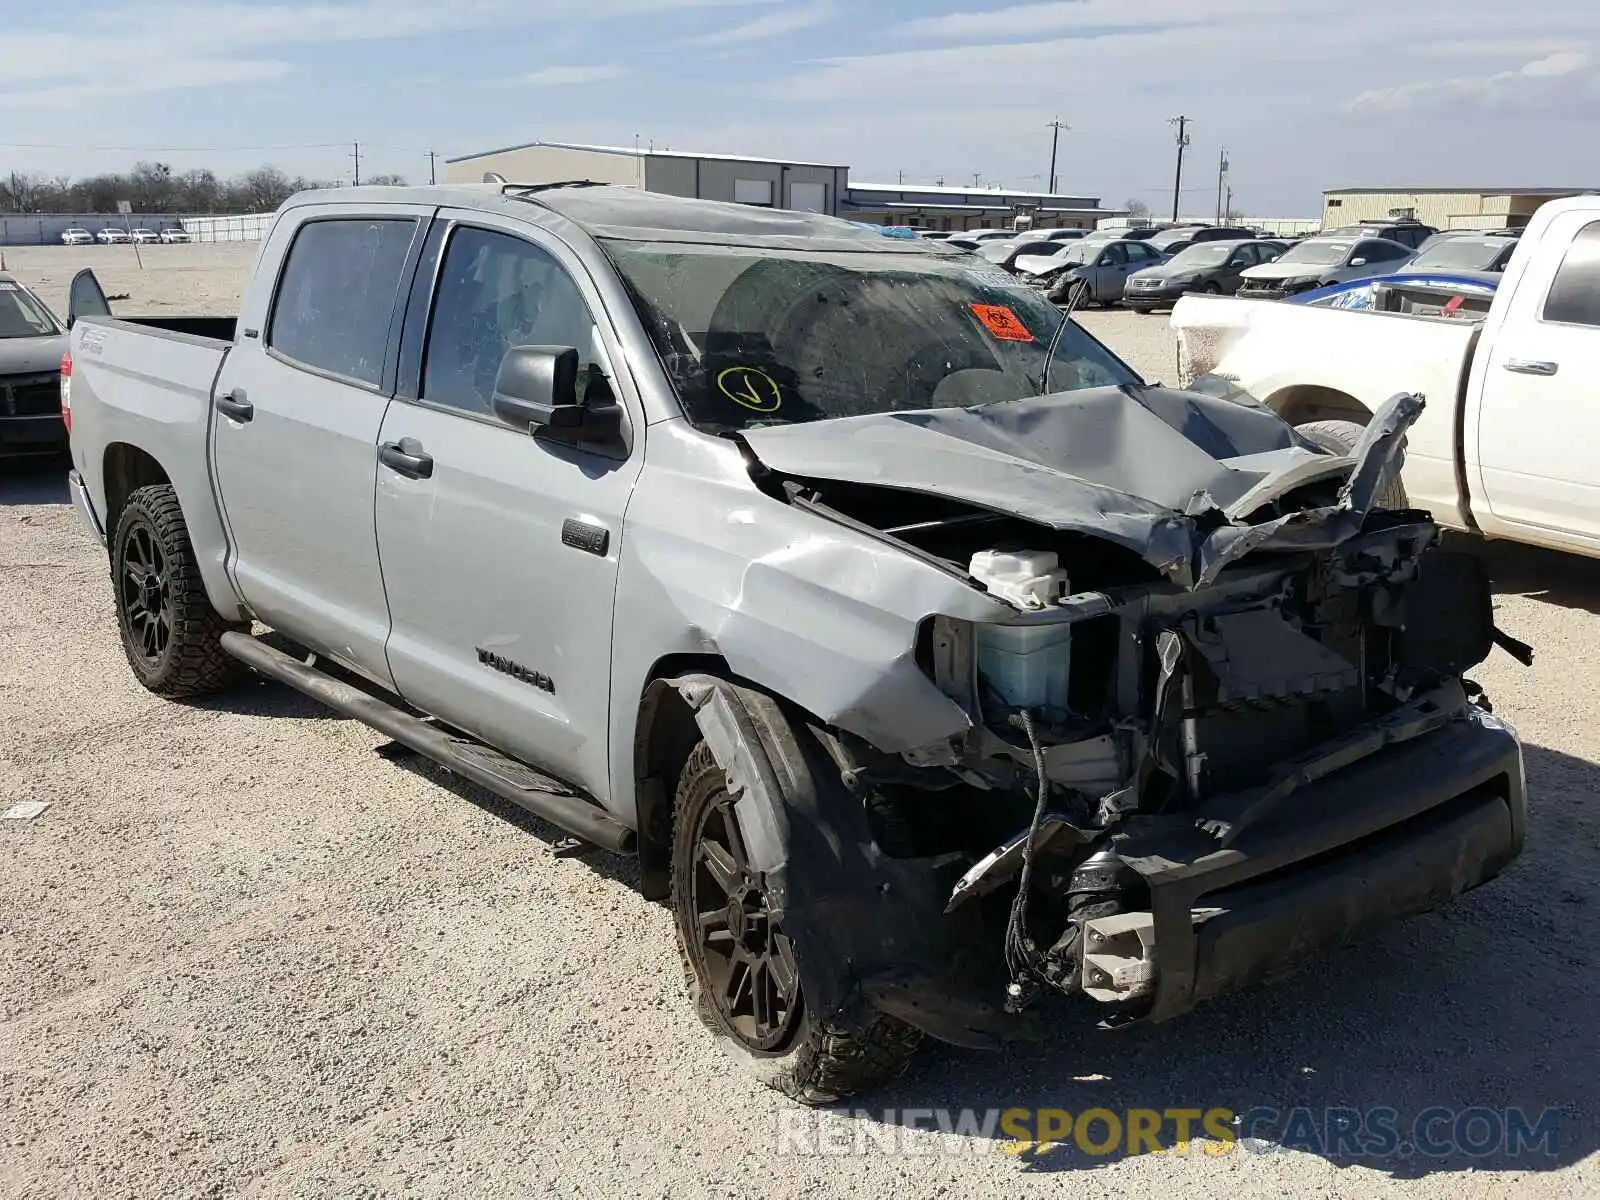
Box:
427;150;439;185
898;169;905;184
1168;115;1190;223
971;171;983;188
351;140;361;187
1225;184;1234;222
1215;146;1229;225
1046;117;1069;194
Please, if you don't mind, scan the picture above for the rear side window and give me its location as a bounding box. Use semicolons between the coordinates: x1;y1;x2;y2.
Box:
268;217;416;386
1542;221;1600;327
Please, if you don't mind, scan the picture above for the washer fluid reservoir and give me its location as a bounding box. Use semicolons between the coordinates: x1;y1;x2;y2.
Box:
968;550;1072;715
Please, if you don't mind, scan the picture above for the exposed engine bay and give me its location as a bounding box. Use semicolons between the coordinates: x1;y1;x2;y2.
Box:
733;385;1531;1032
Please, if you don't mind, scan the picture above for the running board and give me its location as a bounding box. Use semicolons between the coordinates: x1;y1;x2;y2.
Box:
219;631;636;855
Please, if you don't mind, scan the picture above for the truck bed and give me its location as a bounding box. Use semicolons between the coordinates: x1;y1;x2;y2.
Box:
68;314;240;617
1169;293;1483;531
108;314;238;343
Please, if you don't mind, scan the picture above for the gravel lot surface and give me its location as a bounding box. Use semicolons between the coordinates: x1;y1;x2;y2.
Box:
1;245;1595;1199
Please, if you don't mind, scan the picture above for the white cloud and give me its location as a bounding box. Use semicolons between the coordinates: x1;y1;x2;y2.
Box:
0;0;772;105
1349;49;1594;113
897;0;1278;40
681;2;835;47
502;64;630;86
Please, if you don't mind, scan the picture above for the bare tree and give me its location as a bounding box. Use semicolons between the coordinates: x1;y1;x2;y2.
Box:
1123;197;1151;219
238;166;295;211
0;170;48;211
128;161;176;211
174;169;221;213
367;174;407;186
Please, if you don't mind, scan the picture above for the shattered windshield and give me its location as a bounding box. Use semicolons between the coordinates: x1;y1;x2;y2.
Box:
603;241;1139;433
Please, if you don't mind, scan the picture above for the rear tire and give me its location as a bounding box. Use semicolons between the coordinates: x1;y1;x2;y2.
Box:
670;740;922;1105
111;484;243;697
1295;419;1409;509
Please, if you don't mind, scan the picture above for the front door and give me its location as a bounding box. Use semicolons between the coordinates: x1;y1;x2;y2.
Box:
210;208;428;686
373;216;644;801
1475;214;1600;542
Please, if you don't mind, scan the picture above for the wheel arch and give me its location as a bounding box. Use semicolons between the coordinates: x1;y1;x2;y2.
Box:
632;653;736;901
1266;384;1373;429
102;442;172;540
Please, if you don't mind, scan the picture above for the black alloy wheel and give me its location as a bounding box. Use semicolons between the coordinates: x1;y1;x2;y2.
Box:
686;788;803;1053
119;522;171;667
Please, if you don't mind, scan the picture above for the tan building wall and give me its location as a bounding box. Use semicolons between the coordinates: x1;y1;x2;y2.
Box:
1322;189;1585;231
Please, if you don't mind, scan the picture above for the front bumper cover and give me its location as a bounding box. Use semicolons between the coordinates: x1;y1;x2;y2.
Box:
858;709;1524;1045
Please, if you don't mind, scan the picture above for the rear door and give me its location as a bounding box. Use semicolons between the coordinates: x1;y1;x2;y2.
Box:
1474;214;1600;541
209;205;431;686
1094;242;1129;298
372;213;644;801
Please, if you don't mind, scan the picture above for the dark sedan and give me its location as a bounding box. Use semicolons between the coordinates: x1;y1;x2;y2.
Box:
0;275;68;458
1121;239;1286;311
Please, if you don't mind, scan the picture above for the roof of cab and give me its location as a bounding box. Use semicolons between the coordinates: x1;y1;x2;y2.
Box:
282;182;963;255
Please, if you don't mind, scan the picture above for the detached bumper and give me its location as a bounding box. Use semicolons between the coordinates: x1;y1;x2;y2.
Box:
1112;709;1525;1023
68;469;106;546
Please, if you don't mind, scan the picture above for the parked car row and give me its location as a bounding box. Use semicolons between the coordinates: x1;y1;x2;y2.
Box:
59;226;191;246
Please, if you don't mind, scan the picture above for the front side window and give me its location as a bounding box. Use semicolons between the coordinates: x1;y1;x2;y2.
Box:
603;240;1140;434
1543;220;1600;327
268;217;416;386
422;226;599;415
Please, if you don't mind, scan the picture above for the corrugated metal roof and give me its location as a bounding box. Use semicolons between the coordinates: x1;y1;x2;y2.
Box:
448;139;847;170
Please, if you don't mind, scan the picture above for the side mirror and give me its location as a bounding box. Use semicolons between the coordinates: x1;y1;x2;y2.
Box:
1350;257;1368;267
491;345;622;447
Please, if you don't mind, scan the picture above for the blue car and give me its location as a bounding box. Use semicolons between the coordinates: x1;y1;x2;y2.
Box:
1288;270;1500;312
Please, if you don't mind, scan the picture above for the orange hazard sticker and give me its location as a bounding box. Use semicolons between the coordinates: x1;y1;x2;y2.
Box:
970;303;1035;342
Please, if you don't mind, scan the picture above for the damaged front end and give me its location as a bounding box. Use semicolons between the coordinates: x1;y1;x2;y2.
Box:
730;387;1530;1042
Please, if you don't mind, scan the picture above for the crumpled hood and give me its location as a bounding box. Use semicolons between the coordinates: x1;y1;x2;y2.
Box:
740;385;1422;589
1240;259;1328;282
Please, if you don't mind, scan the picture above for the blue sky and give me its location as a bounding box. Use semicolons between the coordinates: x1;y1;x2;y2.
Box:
2;0;1599;214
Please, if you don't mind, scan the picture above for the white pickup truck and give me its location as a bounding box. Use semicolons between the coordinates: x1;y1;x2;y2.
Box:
1172;194;1600;559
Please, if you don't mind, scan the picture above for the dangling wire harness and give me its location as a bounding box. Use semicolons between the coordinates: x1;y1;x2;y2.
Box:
1003;708;1053;1012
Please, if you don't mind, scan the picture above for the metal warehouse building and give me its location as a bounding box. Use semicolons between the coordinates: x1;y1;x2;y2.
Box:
445;139;1122;231
445;140;849;216
840;182;1120;232
1323;186;1598;231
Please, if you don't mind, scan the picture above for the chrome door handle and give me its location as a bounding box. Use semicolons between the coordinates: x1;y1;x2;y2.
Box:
1504;358;1558;377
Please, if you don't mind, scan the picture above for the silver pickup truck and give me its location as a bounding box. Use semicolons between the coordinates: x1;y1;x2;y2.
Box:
64;182;1528;1105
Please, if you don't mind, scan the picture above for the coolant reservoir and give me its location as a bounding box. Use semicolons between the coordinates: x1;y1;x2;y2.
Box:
969;551;1072;715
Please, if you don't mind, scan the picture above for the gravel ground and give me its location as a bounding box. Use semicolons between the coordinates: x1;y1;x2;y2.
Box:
1;246;1595;1199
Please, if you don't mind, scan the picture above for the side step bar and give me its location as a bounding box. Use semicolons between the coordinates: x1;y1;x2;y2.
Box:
219;632;636;854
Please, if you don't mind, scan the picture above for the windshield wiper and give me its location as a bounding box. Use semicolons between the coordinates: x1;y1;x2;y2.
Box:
1037;272;1089;395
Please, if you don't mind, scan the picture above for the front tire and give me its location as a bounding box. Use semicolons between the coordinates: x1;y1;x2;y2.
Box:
670;740;922;1105
111;484;243;697
1295;419;1409;509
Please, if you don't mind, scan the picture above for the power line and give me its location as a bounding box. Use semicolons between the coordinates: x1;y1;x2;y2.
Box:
0;140;350;153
